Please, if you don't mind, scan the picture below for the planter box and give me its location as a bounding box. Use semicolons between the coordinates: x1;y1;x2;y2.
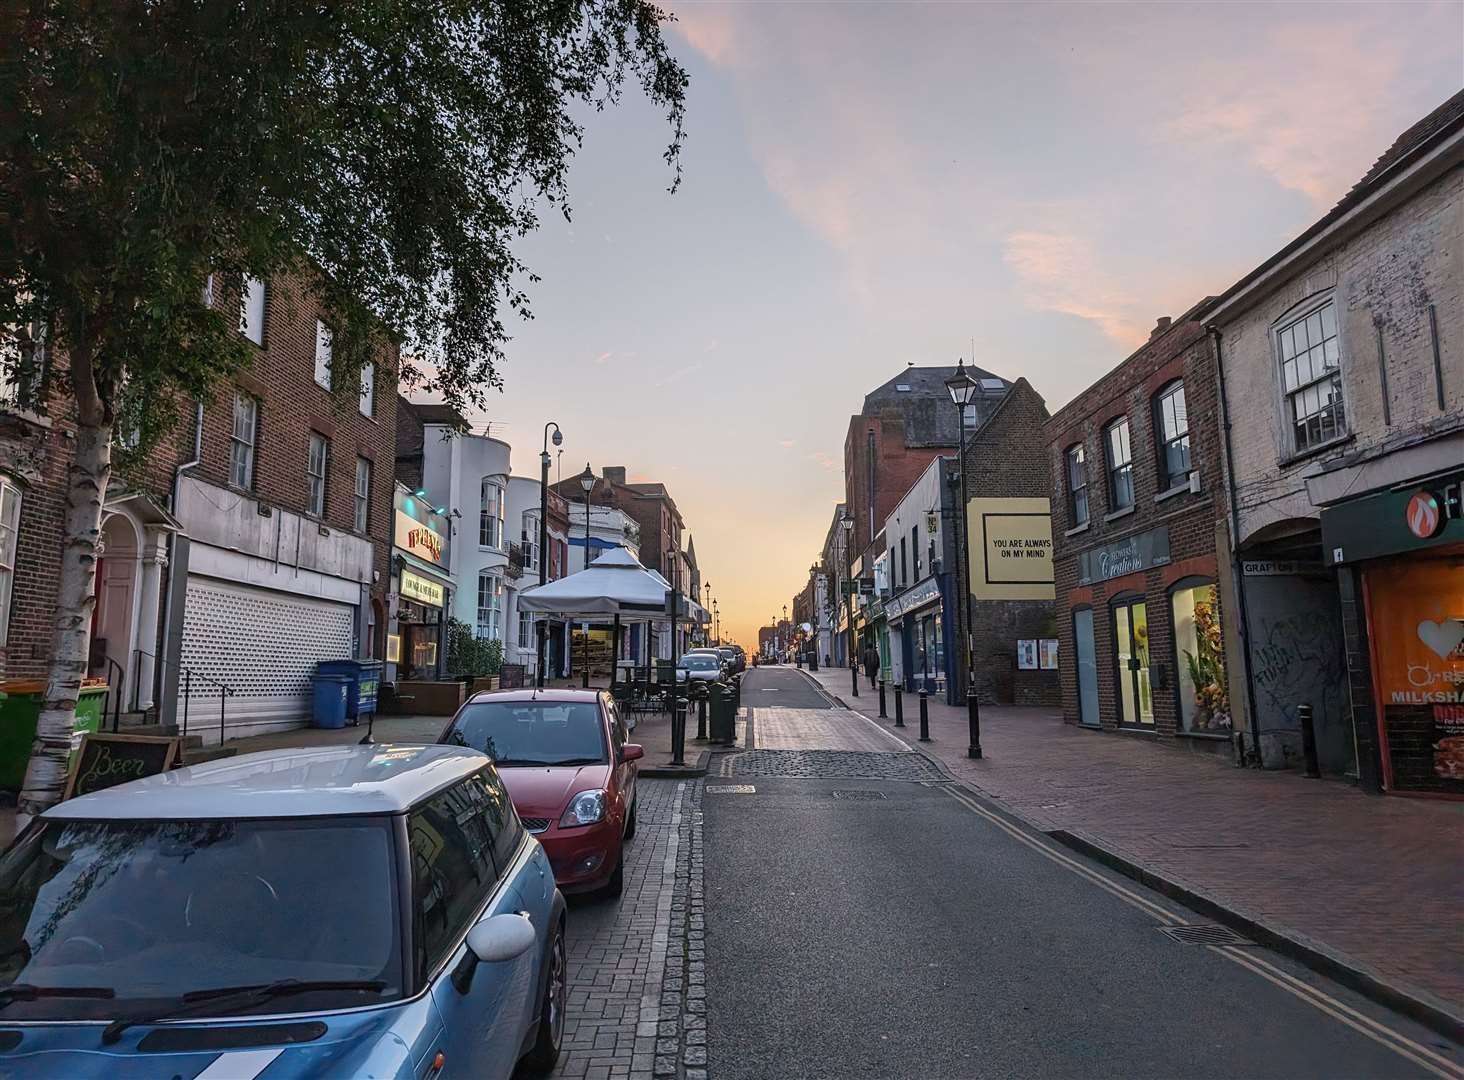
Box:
395;680;466;716
468;676;501;696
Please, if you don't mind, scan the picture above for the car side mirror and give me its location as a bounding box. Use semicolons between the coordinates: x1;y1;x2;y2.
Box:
620;743;645;763
454;914;535;994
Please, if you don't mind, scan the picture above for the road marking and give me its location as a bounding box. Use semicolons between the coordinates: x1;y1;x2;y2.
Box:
940;785;1464;1079
705;784;756;794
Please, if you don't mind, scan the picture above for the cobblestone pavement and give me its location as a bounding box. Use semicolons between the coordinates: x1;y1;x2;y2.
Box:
719;748;947;781
799;666;1464;1026
546;777;707;1080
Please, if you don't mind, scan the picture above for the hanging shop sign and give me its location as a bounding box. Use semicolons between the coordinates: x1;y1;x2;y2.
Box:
886;577;942;621
1322;469;1463;565
1077;526;1171;586
400;568;446;608
395;510;447;567
969;498;1054;600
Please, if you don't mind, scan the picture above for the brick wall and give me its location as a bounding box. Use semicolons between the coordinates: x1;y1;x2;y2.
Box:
1046;321;1230;740
844;413;949;557
394;394;425;495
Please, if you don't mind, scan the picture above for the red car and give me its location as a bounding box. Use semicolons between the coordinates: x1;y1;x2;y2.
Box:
439;688;642;896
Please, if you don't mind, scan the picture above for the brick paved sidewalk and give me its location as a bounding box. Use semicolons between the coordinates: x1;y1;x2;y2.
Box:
800;667;1464;1027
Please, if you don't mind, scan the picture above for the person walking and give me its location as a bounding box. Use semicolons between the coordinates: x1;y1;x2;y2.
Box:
861;642;879;690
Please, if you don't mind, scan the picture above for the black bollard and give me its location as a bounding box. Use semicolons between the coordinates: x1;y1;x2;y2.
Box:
893;685;904;727
696;694;708;741
918;689;930;742
878;679;887;718
1298;703;1320;778
671;703;687;766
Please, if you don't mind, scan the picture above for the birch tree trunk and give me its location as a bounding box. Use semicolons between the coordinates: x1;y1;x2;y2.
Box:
17;360;111;819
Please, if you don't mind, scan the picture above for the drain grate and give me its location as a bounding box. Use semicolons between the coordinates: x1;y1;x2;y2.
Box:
830;790;887;801
705;784;757;795
1159;924;1252;947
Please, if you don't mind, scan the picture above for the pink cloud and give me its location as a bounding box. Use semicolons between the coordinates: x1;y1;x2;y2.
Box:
1002;229;1147;347
595;351;613;365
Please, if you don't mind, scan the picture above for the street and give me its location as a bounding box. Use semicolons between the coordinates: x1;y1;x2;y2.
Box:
703;667;1464;1080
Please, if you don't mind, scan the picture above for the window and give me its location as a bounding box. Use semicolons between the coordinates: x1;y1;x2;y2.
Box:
520;526;539;574
407;778;501;981
1172;582;1231;735
307;432;328;517
314;320;332;389
359;361;374;417
354;457;371;533
230;394;256;489
240;278;266;345
911;525;921;579
518;608;533;649
1278;299;1344;452
1065;444;1089;527
899;536;908;587
1104;418;1133;511
0;479;19;644
479;479;504;549
476;571;503;640
1154;381;1190;489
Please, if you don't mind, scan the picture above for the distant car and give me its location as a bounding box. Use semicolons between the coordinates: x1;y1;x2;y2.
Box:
716;646;744;674
0;744;567;1079
440;689;641;898
677;653;724;683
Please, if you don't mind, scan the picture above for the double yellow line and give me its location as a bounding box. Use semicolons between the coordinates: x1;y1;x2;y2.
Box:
941;785;1464;1080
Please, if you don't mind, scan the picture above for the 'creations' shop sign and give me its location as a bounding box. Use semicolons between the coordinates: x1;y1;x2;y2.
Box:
1077;526;1171;586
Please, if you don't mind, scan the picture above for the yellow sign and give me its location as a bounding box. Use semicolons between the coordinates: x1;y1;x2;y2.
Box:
968;497;1054;600
400;569;445;608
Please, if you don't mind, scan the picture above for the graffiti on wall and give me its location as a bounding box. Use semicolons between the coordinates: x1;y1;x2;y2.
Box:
1251;611;1348;766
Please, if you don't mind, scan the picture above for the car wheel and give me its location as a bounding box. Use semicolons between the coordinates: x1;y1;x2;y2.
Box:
624;797;638;842
522;920;566;1074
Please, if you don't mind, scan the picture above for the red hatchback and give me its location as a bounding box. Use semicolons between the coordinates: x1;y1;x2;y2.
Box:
439;689;642;896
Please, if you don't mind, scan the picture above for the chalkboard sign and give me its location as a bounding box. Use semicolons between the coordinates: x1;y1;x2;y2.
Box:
499;663;527;689
63;733;183;801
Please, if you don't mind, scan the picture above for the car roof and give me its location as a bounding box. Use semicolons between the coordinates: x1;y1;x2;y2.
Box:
44;744;489;821
463;687;605;705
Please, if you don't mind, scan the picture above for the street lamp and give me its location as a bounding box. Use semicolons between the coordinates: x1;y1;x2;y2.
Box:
944;359;982;759
782;604;788;660
536;422;562;689
712;599;719;645
578;463;595;687
704;582;711;645
809;564;820;671
842;512;858;698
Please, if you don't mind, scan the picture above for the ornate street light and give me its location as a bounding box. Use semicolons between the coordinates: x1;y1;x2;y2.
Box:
842;512;858;698
578;463;595;687
944;359;982;759
535;422;562;688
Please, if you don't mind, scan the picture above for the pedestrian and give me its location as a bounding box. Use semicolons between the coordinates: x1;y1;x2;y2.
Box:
861;642;879;689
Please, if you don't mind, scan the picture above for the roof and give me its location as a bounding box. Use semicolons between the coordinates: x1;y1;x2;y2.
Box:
410;402;470;430
860;365;1011;447
466;688;605;705
1337;88;1464;209
45;744;487;821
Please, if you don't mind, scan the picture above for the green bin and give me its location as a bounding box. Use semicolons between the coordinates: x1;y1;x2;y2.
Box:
708;682;737;745
0;683;109;792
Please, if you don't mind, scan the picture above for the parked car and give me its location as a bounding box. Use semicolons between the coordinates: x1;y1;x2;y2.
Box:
677;653;724;683
716;646;744;674
0;743;567;1080
440;690;641;898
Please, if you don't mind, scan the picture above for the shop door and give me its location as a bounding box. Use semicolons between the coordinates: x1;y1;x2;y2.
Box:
1074;609;1100;727
1112;600;1154;728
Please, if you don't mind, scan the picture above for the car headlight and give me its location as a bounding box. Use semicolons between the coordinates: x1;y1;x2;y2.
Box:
560;789;607;828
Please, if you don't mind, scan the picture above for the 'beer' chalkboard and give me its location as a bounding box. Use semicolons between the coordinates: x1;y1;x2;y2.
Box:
63;733;183;800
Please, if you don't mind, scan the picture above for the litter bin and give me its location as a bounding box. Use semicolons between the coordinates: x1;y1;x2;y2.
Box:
708;682;737;745
0;681;109;791
315;659;382;721
310;675;351;729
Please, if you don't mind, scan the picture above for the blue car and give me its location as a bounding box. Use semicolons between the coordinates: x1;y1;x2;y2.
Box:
0;743;567;1079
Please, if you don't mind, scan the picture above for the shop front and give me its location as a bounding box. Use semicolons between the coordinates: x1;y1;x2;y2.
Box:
388;488;453;686
887;577;952;700
1322;468;1464;798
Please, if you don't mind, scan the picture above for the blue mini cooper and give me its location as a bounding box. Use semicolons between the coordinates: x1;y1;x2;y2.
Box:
0;743;567;1079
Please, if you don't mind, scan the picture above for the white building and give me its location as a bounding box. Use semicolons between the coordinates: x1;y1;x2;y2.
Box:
566;503;641;571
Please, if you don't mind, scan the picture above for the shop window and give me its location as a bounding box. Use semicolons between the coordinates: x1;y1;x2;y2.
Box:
306;432;328;517
1171;581;1231;734
230;393;257;489
911;525;920;579
1153;380;1190;489
518;609;533;649
0;478;19;644
354;457;371;533
1065;443;1089;527
1104;418;1134;511
476;571;503;641
1276;297;1344;453
479;479;504;549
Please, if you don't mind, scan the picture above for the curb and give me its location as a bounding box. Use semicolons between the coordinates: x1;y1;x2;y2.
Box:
639;748;712;779
793;668;1464;1043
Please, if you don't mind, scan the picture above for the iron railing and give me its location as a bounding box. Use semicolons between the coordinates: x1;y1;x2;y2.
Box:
102;656;125;733
177;665;236;746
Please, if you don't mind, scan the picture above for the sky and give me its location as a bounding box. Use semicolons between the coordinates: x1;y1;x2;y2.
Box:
421;0;1463;650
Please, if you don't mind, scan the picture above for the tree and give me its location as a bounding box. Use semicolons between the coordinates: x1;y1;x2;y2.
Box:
0;0;687;815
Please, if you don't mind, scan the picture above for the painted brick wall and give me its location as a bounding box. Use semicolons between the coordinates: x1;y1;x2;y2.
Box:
1045;321;1230;739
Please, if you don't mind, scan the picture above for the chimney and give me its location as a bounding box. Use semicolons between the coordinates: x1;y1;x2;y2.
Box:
1151;316;1172;339
603;466;627;486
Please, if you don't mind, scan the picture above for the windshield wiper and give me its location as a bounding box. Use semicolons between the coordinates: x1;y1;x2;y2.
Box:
0;984;115;1009
100;978;385;1045
494;757;601;767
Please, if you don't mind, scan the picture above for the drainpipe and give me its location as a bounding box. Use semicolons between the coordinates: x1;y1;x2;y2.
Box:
1208;326;1264;766
157;401;204;711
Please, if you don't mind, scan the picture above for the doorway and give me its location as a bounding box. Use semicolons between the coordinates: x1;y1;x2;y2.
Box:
1112;598;1154;728
1073;608;1100;727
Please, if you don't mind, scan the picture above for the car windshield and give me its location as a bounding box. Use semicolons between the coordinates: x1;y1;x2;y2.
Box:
680;656;718;670
0;816;403;1021
444;701;607;767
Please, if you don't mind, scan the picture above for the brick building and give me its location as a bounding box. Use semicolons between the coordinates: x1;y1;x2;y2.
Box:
1208;89;1464;793
1047;311;1230;744
1;269;399;744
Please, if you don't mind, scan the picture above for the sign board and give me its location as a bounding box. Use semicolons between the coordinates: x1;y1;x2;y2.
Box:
969;498;1054;600
1039;639;1059;670
1077;526;1171;586
400;569;446;608
1321;469;1463;565
1243;560;1325;577
886;576;942;621
63;733;182;801
395;510;447;567
1016;639;1038;670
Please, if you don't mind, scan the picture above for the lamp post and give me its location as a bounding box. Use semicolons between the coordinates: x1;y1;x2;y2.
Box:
782;604;788;661
536;423;562;689
704;582;711;645
578;463;595;688
944;360;983;759
713;599;719;645
842;512;858;697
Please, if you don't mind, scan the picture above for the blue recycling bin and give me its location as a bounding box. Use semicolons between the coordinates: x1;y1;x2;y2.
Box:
310;675;351;729
315;659;383;720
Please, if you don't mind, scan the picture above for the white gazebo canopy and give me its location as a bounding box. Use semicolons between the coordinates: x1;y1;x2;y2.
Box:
517;547;672;620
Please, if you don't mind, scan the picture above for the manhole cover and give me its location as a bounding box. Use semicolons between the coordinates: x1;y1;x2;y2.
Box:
705;784;756;794
1159;924;1251;947
830;790;887;801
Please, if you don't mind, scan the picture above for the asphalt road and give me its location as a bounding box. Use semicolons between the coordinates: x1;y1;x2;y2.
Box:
741;662;836;710
707;673;1463;1080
